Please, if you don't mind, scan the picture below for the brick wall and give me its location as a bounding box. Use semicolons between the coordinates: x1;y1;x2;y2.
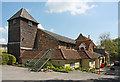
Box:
58;41;75;49
37;30;59;50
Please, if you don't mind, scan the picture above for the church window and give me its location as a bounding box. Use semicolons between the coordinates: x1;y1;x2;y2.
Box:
28;21;32;26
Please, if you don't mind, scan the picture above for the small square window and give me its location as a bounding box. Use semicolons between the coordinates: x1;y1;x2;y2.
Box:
13;19;16;24
28;21;32;26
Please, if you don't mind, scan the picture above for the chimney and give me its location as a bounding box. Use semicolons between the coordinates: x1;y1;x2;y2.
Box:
88;35;90;39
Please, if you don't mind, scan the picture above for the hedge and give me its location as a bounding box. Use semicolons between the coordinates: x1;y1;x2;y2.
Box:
1;53;16;65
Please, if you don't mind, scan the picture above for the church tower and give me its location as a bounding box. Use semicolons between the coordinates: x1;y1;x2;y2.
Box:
7;8;39;63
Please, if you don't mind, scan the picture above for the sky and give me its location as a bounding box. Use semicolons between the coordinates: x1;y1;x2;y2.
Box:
0;1;118;45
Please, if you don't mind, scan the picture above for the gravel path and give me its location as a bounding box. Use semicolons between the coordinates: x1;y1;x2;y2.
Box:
2;65;119;80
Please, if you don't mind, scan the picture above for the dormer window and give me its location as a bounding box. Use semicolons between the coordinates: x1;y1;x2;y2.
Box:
13;19;16;24
28;21;32;26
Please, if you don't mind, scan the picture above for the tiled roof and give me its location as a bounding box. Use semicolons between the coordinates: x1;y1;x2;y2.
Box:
84;50;98;59
8;8;38;24
20;48;98;60
20;49;64;60
94;52;104;57
78;51;90;59
38;28;76;44
94;48;109;56
75;40;95;50
50;49;64;60
60;48;81;60
20;49;46;59
76;33;90;40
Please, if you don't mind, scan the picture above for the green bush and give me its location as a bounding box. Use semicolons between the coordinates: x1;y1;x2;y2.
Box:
75;67;80;70
81;68;86;71
2;54;9;65
65;66;73;71
7;54;16;65
2;49;7;53
85;69;89;72
1;53;16;65
42;63;72;72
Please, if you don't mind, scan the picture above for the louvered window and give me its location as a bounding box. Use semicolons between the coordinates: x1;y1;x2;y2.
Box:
28;21;32;26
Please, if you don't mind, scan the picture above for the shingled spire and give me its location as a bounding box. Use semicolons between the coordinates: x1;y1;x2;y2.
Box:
8;8;39;24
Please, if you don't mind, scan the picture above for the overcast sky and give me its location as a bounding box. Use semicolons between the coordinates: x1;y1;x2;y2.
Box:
0;1;118;45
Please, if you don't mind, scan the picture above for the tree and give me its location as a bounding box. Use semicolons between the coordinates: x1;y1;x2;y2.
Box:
98;32;118;59
113;38;120;59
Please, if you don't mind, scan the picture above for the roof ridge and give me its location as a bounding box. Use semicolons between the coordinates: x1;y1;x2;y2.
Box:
44;30;75;41
20;8;24;17
61;48;77;51
38;28;75;44
8;8;38;24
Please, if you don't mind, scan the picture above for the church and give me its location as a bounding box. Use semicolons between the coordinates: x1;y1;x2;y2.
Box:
7;8;110;70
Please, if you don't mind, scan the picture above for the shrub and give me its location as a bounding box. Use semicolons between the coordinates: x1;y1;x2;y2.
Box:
50;65;55;69
42;63;72;72
65;66;73;71
1;53;16;65
7;54;16;65
2;49;7;53
2;54;9;65
61;66;65;69
85;69;89;72
75;67;80;70
80;68;86;71
18;64;25;67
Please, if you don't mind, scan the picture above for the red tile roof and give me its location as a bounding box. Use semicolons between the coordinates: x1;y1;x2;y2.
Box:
20;48;98;60
78;51;90;59
76;34;90;40
75;40;95;50
20;49;64;60
84;50;98;59
60;48;81;60
20;49;47;59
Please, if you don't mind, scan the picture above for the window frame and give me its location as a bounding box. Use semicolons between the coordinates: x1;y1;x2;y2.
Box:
28;21;32;26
